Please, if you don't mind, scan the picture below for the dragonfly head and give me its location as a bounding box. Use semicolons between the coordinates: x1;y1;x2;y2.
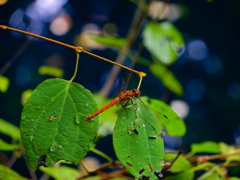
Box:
132;89;141;97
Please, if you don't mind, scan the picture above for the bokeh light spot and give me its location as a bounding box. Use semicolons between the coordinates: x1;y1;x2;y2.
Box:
170;100;189;119
50;14;72;36
164;136;182;149
148;1;169;20
102;23;118;35
0;0;7;5
75;23;105;50
187;39;208;60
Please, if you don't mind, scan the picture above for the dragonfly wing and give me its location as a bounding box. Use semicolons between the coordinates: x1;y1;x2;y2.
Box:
113;98;164;180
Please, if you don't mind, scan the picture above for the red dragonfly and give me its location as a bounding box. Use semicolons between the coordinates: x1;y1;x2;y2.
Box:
84;89;141;121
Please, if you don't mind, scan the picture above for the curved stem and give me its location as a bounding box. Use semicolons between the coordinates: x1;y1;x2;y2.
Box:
70;52;80;82
80;160;90;174
90;147;113;163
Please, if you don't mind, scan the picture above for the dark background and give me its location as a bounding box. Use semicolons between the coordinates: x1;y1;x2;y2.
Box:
0;0;240;178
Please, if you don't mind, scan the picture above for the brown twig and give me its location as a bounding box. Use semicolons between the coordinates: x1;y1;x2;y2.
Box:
100;0;151;97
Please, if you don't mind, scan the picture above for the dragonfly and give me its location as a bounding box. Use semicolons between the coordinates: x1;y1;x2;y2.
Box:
84;88;141;121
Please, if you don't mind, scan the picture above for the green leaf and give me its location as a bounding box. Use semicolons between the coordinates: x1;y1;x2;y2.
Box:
39;166;81;180
191;141;221;154
20;78;99;171
163;170;194;180
0;118;20;140
0;139;21;151
163;153;191;172
93;35;127;48
38;66;64;78
113;98;164;180
142;21;184;65
150;63;184;96
0;164;28;180
140;97;186;136
0;75;10;93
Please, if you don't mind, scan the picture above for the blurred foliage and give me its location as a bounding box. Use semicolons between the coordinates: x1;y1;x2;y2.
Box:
0;164;28;180
142;21;184;65
0;75;9;93
38;65;64;78
93;36;127;48
21;89;32;105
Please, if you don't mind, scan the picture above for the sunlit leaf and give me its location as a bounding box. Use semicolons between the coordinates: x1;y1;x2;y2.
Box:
163;170;194;180
0;139;21;151
141;97;186;136
150;63;184;96
38;66;64;78
0;164;28;180
113;98;164;180
39;166;81;180
21;89;33;105
0;75;10;93
93;35;127;48
20;78;99;171
0;118;20;140
142;21;184;65
219;142;240;162
164;153;191;172
191;141;221;154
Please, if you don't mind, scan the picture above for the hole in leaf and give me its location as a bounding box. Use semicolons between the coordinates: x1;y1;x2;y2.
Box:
154;171;163;179
23;132;27;136
127;156;130;158
139;168;145;174
133;129;138;135
37;155;47;168
148;136;156;140
126;162;132;167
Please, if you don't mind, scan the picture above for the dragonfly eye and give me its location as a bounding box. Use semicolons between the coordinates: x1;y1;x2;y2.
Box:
132;89;141;97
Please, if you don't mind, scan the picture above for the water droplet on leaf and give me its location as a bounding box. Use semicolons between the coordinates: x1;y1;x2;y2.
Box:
29;136;34;142
37;106;41;110
85;103;89;108
59;145;62;148
74;113;81;124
